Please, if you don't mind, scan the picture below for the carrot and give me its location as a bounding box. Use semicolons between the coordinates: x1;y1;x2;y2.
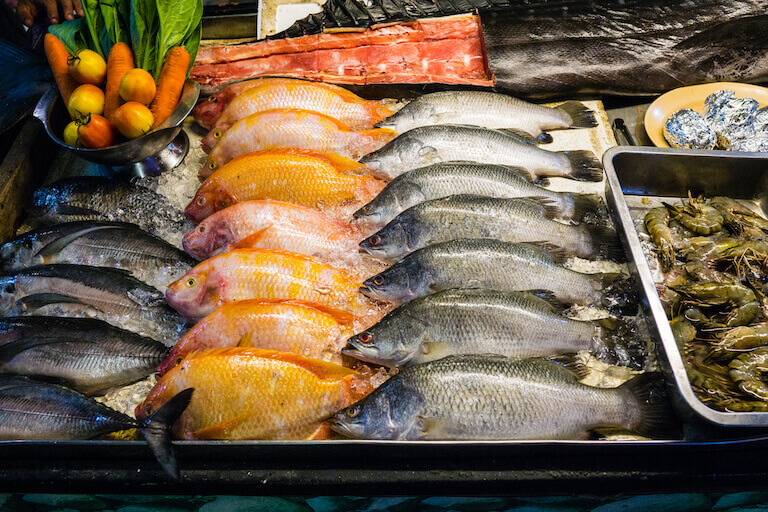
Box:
104;42;135;124
43;33;78;109
150;47;190;128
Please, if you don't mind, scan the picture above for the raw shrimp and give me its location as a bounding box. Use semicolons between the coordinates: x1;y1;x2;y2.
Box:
664;195;723;236
672;282;759;327
645;207;675;270
729;347;768;401
709;323;768;361
711;196;768;234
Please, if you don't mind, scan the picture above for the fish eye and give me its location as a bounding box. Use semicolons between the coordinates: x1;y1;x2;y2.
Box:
363;205;372;212
199;226;206;234
197;197;206;206
145;405;153;415
3;283;14;294
373;276;384;286
186;278;196;287
347;406;360;418
207;96;217;103
368;235;381;246
175;356;184;365
208;162;216;170
213;130;222;139
358;332;372;344
22;241;32;250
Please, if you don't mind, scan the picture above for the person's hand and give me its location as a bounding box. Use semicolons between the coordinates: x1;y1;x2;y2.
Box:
16;0;84;26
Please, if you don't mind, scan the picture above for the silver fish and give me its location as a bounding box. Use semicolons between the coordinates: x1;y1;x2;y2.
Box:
360;239;625;309
0;222;196;290
344;289;641;368
359;125;602;182
0;317;169;395
353;161;603;226
376;92;597;140
0;265;187;345
330;355;677;440
359;195;623;262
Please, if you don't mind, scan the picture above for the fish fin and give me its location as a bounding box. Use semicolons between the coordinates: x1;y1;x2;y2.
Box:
521;196;563;220
281;300;357;327
421;341;453;360
417;146;438;160
415;416;446;439
246;248;321;264
192;348;358;380
557;101;598;129
0;337;96;361
16;293;90;313
127;287;166;307
547;354;590;381
192;415;249;440
305;421;334;440
34;225;125;262
56;204;101;217
140;387;194;480
526;242;568;264
567;193;605;224
495;128;538;145
237;332;254;348
320;152;366;173
560;151;603;182
232;226;272;249
533;176;551;187
523;290;566;313
497;165;536;183
619;373;680;439
584;225;626;262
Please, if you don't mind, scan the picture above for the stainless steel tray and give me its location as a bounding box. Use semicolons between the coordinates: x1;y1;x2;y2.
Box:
602;145;768;427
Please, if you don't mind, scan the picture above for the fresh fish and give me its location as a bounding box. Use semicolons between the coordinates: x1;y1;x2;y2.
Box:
353;162;604;226
27;178;189;248
330;355;677;440
360;239;625;308
0;221;196;290
376;92;596;140
203;109;396;175
359;125;602;181
138;348;373;440
158;299;354;374
202;81;393;151
0;375;192;478
0;265;188;345
359;195;623;262
165;249;372;321
344;290;643;369
188;148;383;221
0;317;169;395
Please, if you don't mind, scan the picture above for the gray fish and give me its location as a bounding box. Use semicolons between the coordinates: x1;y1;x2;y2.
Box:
360;239;622;308
359;195;623;262
0;265;188;345
353;162;603;226
0;317;169;395
0;375;193;478
375;92;597;140
27;178;190;248
344;289;641;368
358;125;602;182
0;221;196;290
330;355;677;440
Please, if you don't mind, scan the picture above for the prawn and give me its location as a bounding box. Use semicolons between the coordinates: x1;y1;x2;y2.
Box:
672;282;759;327
664;194;723;236
710;196;768;234
709;323;768;361
645;207;675;270
729;347;768;401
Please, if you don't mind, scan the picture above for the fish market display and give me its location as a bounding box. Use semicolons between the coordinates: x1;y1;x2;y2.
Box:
376;92;596;140
202;81;393;151
190;149;383;218
0;222;195;290
354;162;603;227
139;348;373;440
331;356;676;440
165;249;372;321
359;195;623;262
344;289;642;368
203;109;396;174
360;239;625;308
158;299;354;374
360;125;602;182
28;178;189;247
193;1;768;96
0;265;187;344
0;317;168;395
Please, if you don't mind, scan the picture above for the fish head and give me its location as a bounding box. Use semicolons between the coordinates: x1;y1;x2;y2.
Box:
359;222;409;262
185;185;233;223
136;370;180;423
342;319;423;367
360;257;428;305
360;135;436;180
191;95;222;130
0;236;37;271
352;201;388;226
27;186;57;220
182;214;234;261
201;126;224;154
0;275;16;313
165;265;219;320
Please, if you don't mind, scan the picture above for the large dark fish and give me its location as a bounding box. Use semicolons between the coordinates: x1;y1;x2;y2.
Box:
0;374;193;478
330;355;678;440
0;222;196;290
0;317;169;395
28;178;190;248
0;265;188;345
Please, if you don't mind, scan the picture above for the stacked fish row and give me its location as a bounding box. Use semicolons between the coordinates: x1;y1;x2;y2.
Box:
149;79;676;441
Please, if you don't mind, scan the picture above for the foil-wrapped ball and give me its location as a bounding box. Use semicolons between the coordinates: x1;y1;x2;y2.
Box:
663;108;717;150
704;90;759;149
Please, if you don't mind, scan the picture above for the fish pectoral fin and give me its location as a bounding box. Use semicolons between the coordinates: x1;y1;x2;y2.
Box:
34;225;125;261
523;290;566;313
127;287;165;307
305;421;334;440
494;128;538;145
0;337;96;362
15;293;90;313
237;332;255;348
191;415;249;440
57;204;101;217
417;146;438;161
546;354;589;381
232;226;273;249
421;341;451;360
415;416;446;439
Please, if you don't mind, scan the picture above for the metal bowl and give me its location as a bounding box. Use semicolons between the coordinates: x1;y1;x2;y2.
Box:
33;79;200;177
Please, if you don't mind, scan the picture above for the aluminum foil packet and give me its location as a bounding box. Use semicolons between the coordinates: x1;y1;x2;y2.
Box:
731;136;768;153
663;108;717;150
755;107;768;134
704;90;759;149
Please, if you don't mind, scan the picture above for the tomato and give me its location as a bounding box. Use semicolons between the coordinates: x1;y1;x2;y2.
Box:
119;68;157;105
77;114;116;149
67;84;105;119
113;102;154;139
68;49;107;85
63;121;81;147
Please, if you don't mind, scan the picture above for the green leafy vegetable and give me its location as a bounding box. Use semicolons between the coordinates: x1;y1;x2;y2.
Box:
152;0;202;79
81;0;110;58
100;0;132;48
48;19;90;56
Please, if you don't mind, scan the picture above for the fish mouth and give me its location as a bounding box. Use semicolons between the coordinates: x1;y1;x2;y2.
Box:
327;416;361;439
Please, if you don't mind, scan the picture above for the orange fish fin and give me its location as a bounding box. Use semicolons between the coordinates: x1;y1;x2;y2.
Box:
305;421;334;440
245;248;322;264
232;226;272;249
282;300;356;327
362;127;396;144
237;332;255;348
320;153;366;173
240;349;357;379
192;415;249;440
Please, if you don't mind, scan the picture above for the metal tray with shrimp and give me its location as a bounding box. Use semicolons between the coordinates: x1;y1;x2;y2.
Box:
603;145;768;427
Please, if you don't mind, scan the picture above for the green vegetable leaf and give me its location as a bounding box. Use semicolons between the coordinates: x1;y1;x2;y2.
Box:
81;0;109;57
100;0;131;47
48;19;90;55
153;0;202;79
130;0;159;72
179;3;202;73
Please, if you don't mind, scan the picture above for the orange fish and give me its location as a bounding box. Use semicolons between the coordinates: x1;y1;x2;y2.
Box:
202;109;395;176
165;248;370;321
202;81;393;152
137;348;374;440
158;299;354;374
188;148;385;222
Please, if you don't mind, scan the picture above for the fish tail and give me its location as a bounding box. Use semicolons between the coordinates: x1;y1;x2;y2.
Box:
139;388;194;480
561;151;603;182
593;317;648;371
563;193;604;223
557;101;598;128
619;373;680;439
583;224;626;262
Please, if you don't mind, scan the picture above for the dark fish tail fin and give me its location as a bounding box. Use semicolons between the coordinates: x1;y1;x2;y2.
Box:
602;275;640;316
139;388;194;480
620;373;681;439
558;101;598;128
593;317;647;371
584;225;626;262
561;151;603;182
565;193;604;223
